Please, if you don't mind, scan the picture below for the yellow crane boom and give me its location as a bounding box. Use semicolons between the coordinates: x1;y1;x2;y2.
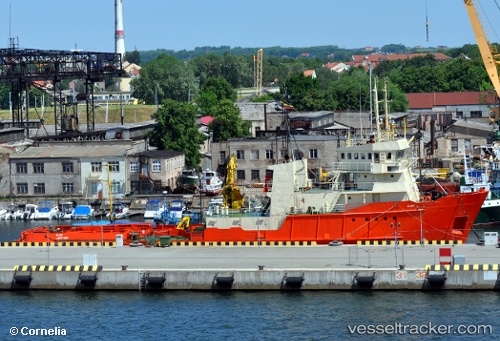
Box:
464;0;500;97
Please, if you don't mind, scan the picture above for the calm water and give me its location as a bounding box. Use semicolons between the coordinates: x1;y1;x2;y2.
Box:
0;221;499;340
0;291;498;340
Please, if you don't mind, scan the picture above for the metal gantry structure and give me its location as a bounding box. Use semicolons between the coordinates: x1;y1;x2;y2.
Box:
0;47;123;138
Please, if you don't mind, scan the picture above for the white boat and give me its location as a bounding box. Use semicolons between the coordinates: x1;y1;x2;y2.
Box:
144;199;163;219
55;201;77;220
22;204;38;220
199;169;224;195
106;202;129;220
460;144;500;225
3;204;24;220
0;206;7;219
33;200;59;220
155;199;186;224
71;205;95;220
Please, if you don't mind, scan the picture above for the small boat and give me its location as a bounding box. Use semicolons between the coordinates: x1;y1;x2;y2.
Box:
0;206;7;219
3;204;24;220
34;200;59;220
106;202;129;220
175;169;200;193
71;205;95;220
22;204;38;220
199;169;223;195
54;201;77;220
460;144;500;225
144;199;163;219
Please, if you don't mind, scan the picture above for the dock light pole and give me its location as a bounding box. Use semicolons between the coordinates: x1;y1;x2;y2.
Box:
162;191;168;223
391;221;401;268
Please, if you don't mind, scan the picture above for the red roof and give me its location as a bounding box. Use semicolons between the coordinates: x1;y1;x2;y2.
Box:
406;92;497;109
200;116;214;125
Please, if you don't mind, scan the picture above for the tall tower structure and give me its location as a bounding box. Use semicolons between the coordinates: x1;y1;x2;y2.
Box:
115;0;126;61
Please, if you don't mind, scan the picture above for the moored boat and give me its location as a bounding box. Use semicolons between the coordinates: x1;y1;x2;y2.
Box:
70;205;95;220
106;202;129;220
33;200;58;220
175;169;200;193
460;144;500;225
144;199;163;219
199;169;223;195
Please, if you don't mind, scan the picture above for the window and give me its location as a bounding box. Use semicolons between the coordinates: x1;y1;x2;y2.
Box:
33;163;44;174
62;162;73;173
130;181;139;192
130;162;139;173
237;170;245;180
90;182;99;195
111;181;121;193
16;163;27;174
91;162;102;172
141;180;150;191
457;111;464;119
152;160;161;172
309;149;318;159
62;183;74;193
451;139;458;153
251;150;259;160
236;150;245;160
251;170;260;181
219;151;226;165
17;183;28;194
470;110;482;118
280;149;288;159
108;161;119;172
265;149;274;160
34;183;45;194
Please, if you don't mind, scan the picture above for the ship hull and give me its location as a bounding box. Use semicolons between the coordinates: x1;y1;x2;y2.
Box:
14;191;485;245
198;191;486;244
475;199;500;225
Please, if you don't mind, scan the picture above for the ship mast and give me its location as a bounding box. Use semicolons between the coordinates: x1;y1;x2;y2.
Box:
373;77;381;141
384;78;390;140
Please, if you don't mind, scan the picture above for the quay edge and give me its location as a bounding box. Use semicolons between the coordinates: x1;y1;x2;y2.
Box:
2;268;500;291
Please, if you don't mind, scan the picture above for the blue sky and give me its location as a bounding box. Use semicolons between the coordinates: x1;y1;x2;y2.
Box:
2;0;500;53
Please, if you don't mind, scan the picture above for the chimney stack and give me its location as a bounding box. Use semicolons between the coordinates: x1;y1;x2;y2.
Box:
115;0;126;61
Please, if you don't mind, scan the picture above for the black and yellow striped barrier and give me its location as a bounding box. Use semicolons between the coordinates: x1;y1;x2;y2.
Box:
357;240;463;246
13;265;102;272
170;241;317;247
1;242;116;247
425;264;500;271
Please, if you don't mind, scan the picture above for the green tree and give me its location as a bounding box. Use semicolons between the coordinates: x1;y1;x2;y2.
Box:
125;49;142;65
131;55;198;104
281;73;322;111
148;99;206;167
197;77;237;115
209;99;251;142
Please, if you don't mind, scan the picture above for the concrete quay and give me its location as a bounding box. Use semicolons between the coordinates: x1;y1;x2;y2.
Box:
2;244;500;291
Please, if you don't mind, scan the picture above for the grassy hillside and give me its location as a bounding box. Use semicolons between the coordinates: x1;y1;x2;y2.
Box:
0;105;158;125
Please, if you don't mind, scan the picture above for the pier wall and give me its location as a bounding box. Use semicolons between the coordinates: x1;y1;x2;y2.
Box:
2;268;500;291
